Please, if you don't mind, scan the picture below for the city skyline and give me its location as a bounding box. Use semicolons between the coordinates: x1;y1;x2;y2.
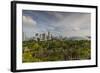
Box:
22;10;91;40
23;31;91;41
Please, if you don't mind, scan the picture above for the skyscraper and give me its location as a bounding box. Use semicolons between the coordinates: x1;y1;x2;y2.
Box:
47;31;50;40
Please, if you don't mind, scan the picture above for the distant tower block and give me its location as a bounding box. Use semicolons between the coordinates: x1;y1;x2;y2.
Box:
47;31;50;40
42;33;46;40
47;31;52;40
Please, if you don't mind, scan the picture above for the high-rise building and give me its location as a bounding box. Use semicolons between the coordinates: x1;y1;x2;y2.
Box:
42;33;46;40
47;31;50;40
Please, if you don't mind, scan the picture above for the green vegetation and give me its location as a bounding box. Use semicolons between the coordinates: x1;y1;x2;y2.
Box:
22;39;91;63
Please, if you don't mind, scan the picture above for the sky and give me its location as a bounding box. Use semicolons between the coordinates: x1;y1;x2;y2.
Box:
22;10;91;39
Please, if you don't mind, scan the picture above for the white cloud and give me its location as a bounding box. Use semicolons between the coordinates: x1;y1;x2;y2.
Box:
23;15;37;27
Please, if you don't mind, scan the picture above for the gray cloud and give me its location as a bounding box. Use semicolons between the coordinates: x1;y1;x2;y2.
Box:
51;13;91;37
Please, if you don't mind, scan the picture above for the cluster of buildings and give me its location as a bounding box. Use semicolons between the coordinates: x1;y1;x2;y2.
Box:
23;31;61;41
33;32;53;41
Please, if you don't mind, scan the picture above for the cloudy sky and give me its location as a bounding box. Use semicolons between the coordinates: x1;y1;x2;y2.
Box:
22;10;91;38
